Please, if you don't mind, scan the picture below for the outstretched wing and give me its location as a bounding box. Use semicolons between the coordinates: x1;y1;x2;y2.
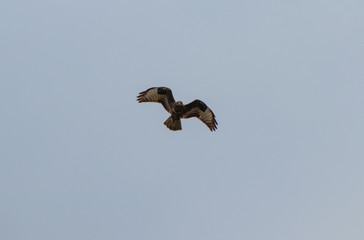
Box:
137;87;175;112
182;100;218;131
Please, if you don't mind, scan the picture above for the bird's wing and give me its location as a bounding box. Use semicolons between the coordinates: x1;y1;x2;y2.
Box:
181;100;217;131
137;87;175;112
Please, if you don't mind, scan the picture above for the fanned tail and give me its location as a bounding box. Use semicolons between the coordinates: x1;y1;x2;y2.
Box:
164;117;182;131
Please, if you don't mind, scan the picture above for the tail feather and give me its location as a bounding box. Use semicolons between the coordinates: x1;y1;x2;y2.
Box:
164;117;182;131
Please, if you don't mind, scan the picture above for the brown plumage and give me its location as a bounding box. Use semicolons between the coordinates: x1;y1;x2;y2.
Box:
137;87;217;131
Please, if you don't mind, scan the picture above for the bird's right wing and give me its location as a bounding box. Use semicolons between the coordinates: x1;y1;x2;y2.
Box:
137;87;175;112
182;100;218;131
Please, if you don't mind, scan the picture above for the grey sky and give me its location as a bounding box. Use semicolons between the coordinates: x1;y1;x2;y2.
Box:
1;0;364;239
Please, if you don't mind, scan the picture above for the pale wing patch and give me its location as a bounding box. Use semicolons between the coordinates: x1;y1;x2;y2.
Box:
137;88;159;102
198;108;217;131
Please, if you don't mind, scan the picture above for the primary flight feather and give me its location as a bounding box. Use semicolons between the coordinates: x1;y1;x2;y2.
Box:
137;87;217;131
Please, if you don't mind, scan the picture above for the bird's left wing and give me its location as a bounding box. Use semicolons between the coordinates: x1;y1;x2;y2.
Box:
182;100;218;131
137;87;175;112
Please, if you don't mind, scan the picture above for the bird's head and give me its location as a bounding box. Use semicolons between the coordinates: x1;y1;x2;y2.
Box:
173;101;184;113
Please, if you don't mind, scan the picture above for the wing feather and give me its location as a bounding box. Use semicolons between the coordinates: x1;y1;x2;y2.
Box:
182;100;218;131
137;87;175;112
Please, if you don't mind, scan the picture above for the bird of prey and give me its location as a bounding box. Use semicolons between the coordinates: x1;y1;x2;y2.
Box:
137;87;217;131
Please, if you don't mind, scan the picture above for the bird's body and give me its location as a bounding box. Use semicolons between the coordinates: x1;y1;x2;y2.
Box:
137;87;217;131
170;101;184;118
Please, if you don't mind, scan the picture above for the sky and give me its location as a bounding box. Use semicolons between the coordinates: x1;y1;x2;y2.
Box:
1;0;364;239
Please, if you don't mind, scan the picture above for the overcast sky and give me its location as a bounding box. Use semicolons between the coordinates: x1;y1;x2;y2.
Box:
1;1;364;239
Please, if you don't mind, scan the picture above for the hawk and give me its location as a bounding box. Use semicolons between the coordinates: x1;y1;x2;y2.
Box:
137;87;217;131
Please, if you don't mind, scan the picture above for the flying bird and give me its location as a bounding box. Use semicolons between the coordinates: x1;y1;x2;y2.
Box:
137;87;217;131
